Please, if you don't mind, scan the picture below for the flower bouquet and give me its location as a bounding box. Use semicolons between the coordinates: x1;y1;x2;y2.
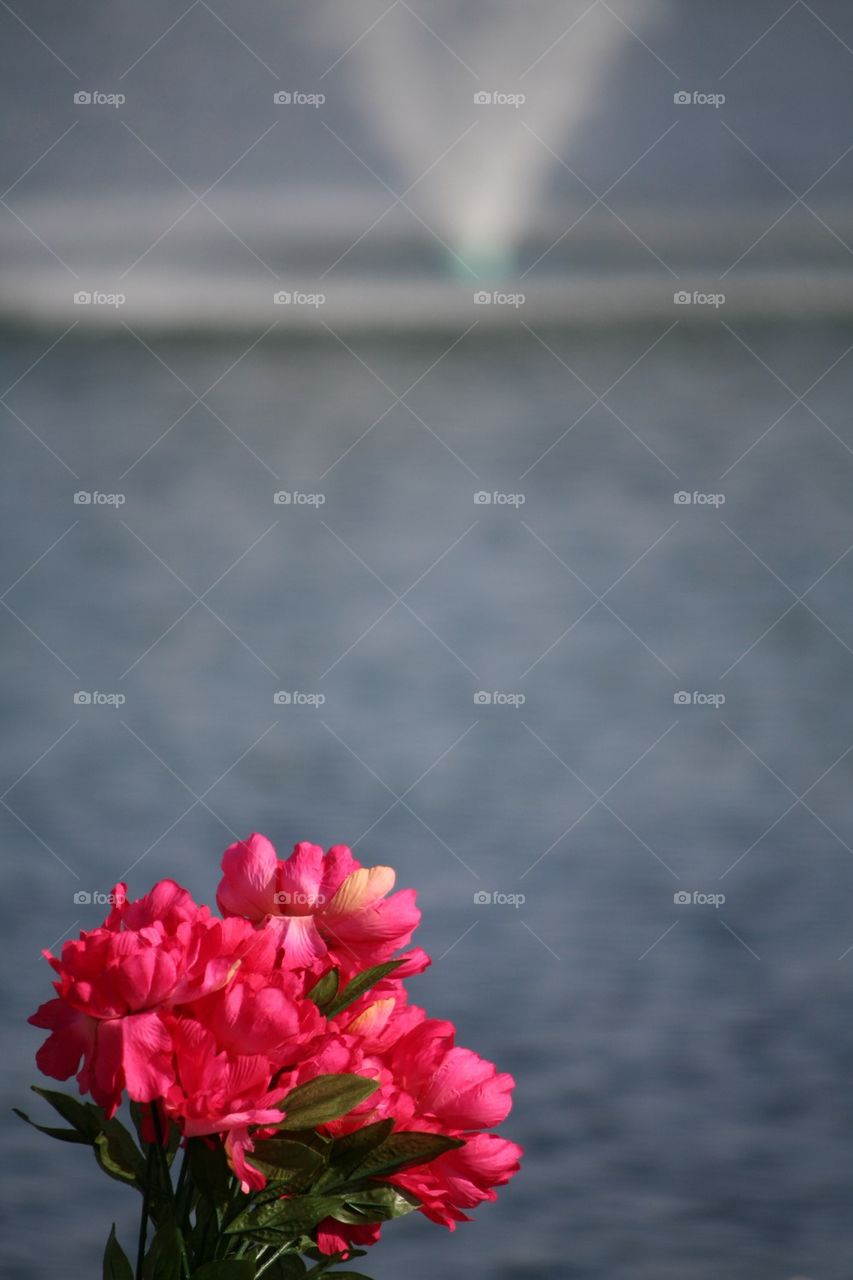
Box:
21;834;521;1279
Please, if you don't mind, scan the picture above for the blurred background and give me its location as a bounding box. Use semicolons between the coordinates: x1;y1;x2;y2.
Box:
3;2;853;1277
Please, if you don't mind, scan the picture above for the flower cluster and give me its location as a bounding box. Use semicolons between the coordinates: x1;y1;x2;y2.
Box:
28;835;521;1264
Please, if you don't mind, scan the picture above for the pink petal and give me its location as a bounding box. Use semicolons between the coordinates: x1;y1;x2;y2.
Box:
217;833;278;922
344;998;395;1038
326;865;396;916
82;1018;125;1117
425;1048;515;1128
319;844;361;900
120;1011;175;1103
121;880;197;932
316;1218;381;1256
272;913;328;968
323;888;420;950
275;842;327;908
32;1003;95;1081
113;947;177;1011
225;1127;266;1192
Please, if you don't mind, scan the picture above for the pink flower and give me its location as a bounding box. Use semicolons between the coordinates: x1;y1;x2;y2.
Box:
162;962;327;1188
187;967;323;1062
386;1019;516;1130
27;837;522;1248
28;880;249;1116
162;1017;289;1191
278;1010;520;1242
392;1133;523;1228
217;835;420;972
316;1219;382;1258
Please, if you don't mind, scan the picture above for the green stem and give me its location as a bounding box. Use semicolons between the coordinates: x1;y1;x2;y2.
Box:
256;1242;296;1277
151;1107;192;1280
174;1145;193;1231
136;1139;157;1280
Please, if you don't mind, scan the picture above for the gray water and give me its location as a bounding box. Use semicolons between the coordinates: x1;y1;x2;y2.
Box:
3;322;853;1277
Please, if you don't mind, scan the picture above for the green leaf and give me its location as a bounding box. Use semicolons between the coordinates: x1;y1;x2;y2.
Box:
142;1222;184;1280
307;968;339;1012
13;1106;90;1144
323;1121;394;1183
278;1075;378;1130
94;1119;147;1188
30;1085;104;1141
300;1249;366;1268
189;1195;223;1264
188;1138;233;1208
301;1262;350;1280
191;1262;256;1279
325;962;403;1018
224;1193;342;1241
323;1274;376;1280
103;1225;134;1280
349;1130;464;1180
246;1137;327;1187
330;1184;421;1225
26;1087;146;1188
258;1258;307;1280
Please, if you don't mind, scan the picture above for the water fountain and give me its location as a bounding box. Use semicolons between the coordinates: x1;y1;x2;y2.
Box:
3;0;853;332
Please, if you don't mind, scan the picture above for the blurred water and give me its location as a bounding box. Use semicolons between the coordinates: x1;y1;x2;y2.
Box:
3;323;853;1278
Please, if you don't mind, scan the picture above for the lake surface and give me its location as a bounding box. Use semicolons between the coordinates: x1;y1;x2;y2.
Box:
3;321;853;1278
